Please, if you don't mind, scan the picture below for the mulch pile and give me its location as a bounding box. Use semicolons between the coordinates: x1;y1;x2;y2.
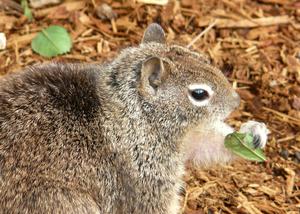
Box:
0;0;299;213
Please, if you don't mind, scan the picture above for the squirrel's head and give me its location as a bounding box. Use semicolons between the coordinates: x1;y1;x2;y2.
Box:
137;24;239;129
112;24;240;135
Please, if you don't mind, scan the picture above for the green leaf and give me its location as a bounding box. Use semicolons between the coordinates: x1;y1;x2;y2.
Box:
224;132;267;162
21;0;33;21
31;25;72;58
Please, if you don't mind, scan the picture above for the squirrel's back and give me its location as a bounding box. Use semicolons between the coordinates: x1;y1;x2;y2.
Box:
0;63;113;212
0;63;102;120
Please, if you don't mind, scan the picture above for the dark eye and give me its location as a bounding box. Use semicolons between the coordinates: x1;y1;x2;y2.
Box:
187;84;214;106
189;89;209;101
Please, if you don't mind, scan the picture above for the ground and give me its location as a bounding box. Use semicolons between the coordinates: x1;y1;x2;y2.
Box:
0;0;299;213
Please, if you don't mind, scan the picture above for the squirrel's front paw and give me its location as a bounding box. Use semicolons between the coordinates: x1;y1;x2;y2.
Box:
239;121;270;148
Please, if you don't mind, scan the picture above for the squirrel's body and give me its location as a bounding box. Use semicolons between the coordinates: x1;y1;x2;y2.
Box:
0;62;184;213
0;24;268;213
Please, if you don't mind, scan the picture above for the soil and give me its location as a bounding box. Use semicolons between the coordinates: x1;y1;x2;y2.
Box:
0;0;299;213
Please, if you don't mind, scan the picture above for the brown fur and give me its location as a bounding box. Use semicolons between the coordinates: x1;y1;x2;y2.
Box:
0;24;240;213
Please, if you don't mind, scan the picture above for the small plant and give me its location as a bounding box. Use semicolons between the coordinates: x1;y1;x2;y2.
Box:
21;0;33;21
225;132;267;162
31;25;72;57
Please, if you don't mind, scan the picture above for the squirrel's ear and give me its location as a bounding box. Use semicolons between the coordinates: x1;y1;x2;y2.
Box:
139;56;167;96
142;23;166;44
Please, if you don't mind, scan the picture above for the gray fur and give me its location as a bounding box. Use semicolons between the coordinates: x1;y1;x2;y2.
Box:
142;23;166;44
0;25;240;213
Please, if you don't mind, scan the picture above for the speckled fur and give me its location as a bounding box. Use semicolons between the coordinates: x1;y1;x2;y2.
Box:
0;24;240;214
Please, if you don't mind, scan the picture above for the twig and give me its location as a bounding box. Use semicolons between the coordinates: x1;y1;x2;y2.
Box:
258;0;290;5
136;0;168;5
34;1;86;18
222;0;259;25
289;191;300;198
91;0;96;8
7;33;36;48
284;168;295;196
187;20;218;48
228;78;254;85
14;41;19;65
111;19;117;33
262;106;300;126
277;136;295;143
180;189;189;214
198;16;291;28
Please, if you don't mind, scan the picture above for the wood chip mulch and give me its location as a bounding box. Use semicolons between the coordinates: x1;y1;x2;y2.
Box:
0;0;299;213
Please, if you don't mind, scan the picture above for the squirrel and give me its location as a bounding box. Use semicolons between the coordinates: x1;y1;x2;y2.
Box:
0;23;269;214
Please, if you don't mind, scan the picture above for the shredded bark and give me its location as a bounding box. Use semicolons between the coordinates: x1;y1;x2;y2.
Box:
0;0;299;213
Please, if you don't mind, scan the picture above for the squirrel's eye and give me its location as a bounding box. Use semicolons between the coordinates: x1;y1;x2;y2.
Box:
189;89;209;101
187;84;213;107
